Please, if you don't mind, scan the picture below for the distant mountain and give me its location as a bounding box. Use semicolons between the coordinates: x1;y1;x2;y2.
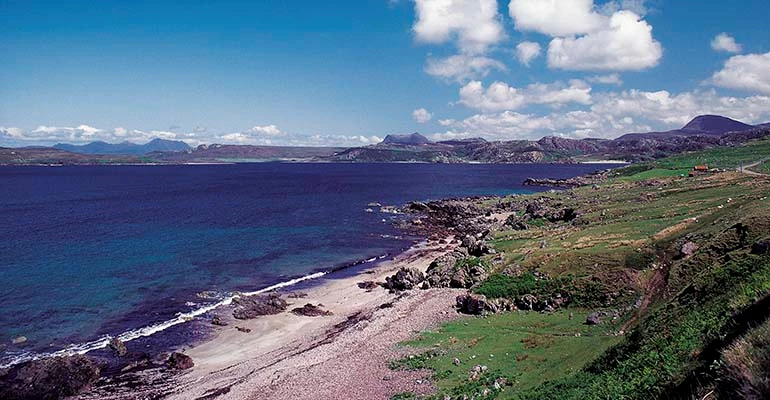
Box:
152;143;346;162
54;138;191;155
381;133;432;145
0;147;149;165
330;115;770;163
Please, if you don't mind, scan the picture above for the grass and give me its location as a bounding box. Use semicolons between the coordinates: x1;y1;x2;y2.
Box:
396;311;621;398
391;140;770;399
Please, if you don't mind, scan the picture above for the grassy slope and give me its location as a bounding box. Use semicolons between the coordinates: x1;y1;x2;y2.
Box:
392;140;770;400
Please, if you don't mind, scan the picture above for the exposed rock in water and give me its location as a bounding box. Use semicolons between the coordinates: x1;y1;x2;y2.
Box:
108;337;127;357
751;239;770;255
11;336;26;345
291;303;333;317
456;294;493;315
232;293;288;319
166;352;194;370
383;267;424;291
0;355;100;400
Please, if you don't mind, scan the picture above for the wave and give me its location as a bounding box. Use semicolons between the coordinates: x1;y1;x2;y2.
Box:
0;250;394;369
0;270;328;369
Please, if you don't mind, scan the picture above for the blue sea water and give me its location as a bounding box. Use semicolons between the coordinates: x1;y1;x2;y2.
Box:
0;162;613;366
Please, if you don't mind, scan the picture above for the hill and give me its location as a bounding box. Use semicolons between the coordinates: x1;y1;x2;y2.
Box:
151;144;345;163
53;138;190;155
331;115;770;163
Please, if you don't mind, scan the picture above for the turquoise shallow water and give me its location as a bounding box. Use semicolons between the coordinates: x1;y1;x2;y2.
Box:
0;162;613;365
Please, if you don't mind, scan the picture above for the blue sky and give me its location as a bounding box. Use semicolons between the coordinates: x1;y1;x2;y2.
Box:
1;0;769;147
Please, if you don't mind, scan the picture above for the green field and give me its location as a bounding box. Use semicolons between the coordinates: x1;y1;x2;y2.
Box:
391;140;770;400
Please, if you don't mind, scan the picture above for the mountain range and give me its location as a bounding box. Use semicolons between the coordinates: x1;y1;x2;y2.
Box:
53;138;191;155
2;115;769;165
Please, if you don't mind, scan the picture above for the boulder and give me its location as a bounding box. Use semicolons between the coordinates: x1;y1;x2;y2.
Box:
291;303;333;317
456;294;492;315
751;239;770;255
108;337;127;357
586;312;602;325
383;267;424;291
424;251;488;289
357;281;379;291
461;235;490;257
211;315;228;326
681;241;699;257
0;355;100;400
232;293;288;319
166;352;194;370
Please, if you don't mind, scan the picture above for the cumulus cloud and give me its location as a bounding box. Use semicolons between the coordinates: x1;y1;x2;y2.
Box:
711;52;770;95
424;54;506;82
413;0;505;54
508;0;605;37
0;124;192;145
711;33;742;53
413;0;507;82
515;41;541;66
412;108;433;123
458;79;592;112
248;124;284;136
547;11;662;71
0;127;25;139
436;88;770;141
588;73;624;85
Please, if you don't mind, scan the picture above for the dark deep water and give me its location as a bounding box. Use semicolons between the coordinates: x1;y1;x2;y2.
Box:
0;162;616;366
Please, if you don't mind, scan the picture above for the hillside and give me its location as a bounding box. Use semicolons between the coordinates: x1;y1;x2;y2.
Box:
332;115;770;163
389;138;770;399
53;138;190;155
152;143;346;162
0;147;150;165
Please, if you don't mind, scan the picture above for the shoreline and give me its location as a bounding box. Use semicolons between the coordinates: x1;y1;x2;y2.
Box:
81;236;467;399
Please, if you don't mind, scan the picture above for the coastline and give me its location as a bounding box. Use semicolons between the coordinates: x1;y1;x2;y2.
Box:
81;237;468;400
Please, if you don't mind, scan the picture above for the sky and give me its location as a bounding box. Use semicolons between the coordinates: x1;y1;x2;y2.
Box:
1;0;769;147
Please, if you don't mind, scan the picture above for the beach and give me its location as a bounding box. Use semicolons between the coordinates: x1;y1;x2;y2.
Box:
82;237;469;400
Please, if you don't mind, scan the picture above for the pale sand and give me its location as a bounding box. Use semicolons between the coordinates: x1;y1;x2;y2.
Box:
159;239;466;400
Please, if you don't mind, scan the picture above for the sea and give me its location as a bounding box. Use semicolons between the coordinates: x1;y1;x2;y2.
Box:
0;162;616;367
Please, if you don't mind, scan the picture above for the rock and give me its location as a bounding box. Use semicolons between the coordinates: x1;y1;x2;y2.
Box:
235;326;251;333
232;293;288;319
166;352;194;370
287;292;308;299
383;267;424;291
468;364;488;381
211;315;228;326
108;337;127;357
461;235;490;257
11;336;26;345
424;251;488;289
751;239;770;255
586;312;602;325
291;303;333;317
0;355;100;400
408;201;430;211
357;281;379;291
681;241;699;257
514;294;538;311
453;358;462;366
456;294;492;315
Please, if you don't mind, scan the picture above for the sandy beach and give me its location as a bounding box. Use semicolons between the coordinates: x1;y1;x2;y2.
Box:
84;238;466;400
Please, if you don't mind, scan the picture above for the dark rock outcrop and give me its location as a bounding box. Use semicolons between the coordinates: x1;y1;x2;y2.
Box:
232;294;288;319
166;352;194;370
211;315;228;326
291;303;333;317
383;267;425;291
752;239;770;255
0;355;100;400
456;294;493;315
357;281;379;291
462;235;490;257
108;337;127;357
423;250;488;289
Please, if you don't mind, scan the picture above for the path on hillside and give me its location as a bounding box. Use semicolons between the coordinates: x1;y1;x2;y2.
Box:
738;156;770;176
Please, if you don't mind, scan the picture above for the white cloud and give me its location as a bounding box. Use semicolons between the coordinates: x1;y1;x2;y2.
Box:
508;0;605;37
0;127;25;139
711;33;742;53
413;0;505;54
424;54;506;82
515;41;541;66
435;88;770;141
248;124;284;136
711;52;770;95
547;11;662;71
438;119;455;126
412;108;433;123
600;0;649;16
458;79;592;112
588;73;623;85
